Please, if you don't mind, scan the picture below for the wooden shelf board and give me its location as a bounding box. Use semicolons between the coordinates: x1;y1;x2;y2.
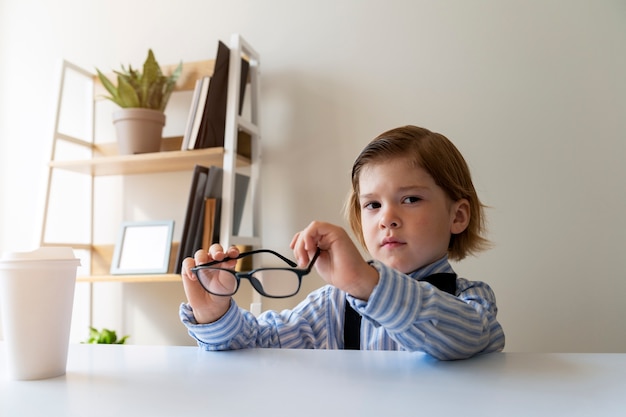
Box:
77;274;181;283
50;147;250;176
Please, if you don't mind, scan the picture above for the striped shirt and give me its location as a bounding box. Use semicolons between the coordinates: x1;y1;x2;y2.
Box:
179;255;505;360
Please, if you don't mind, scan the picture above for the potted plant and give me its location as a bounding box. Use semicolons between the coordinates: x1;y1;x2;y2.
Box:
82;327;130;344
97;50;182;154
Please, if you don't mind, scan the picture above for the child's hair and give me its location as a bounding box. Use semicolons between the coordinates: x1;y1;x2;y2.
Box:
345;125;490;261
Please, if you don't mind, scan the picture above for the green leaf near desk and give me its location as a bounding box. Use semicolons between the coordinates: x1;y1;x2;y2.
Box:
83;327;129;344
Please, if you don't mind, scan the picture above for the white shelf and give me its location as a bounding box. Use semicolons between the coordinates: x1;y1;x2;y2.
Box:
41;34;262;282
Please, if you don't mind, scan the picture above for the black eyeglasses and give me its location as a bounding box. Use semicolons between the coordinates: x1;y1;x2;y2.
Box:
191;248;321;298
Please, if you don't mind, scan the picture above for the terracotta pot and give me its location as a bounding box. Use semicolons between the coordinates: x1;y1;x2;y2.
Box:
112;108;166;155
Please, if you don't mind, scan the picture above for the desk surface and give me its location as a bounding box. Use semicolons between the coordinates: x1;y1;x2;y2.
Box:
1;343;625;417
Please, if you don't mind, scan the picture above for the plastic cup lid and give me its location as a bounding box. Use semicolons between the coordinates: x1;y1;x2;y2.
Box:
0;247;80;263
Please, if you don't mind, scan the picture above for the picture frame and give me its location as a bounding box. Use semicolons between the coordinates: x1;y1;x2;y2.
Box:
110;220;174;275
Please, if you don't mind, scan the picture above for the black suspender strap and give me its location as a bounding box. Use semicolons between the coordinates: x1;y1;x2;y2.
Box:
343;272;457;350
343;298;362;350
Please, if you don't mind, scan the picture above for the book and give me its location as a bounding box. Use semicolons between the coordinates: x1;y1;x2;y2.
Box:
180;78;202;150
195;41;251;149
175;165;251;273
235;245;253;272
175;165;209;273
198;166;250;243
201;198;217;251
195;41;229;149
238;57;250;116
186;76;210;150
190;167;222;252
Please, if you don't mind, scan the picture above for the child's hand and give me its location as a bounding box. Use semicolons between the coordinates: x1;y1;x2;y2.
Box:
290;221;379;300
181;244;239;324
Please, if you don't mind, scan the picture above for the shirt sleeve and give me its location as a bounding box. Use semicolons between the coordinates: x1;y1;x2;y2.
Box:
350;260;505;360
179;285;341;350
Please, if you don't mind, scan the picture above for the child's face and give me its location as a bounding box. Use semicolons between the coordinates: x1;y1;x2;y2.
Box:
358;158;468;274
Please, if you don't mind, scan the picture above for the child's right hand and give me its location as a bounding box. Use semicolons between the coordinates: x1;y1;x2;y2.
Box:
181;244;239;324
290;221;380;301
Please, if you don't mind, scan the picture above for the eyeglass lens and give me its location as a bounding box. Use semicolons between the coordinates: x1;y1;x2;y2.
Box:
195;268;239;296
195;268;302;298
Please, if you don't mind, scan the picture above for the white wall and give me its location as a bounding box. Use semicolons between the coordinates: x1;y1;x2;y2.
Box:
1;0;625;352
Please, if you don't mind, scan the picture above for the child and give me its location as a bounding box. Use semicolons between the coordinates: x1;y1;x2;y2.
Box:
179;125;505;360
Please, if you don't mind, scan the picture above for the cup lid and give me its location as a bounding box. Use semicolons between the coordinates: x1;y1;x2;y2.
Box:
0;246;80;263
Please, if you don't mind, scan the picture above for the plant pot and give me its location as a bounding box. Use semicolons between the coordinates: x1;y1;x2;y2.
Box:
112;108;166;155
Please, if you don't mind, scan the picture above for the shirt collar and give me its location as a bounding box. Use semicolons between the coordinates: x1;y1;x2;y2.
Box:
409;255;455;280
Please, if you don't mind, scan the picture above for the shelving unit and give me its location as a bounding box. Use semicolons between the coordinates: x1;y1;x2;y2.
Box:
40;34;262;283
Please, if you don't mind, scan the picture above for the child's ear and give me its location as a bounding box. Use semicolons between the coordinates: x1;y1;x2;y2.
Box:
450;199;470;235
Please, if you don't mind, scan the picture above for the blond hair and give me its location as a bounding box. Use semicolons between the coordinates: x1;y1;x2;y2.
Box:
345;125;490;261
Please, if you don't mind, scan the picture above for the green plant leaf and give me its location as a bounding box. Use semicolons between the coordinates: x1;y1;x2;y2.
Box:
160;60;183;111
96;69;121;103
102;329;116;344
142;49;160;108
82;327;129;344
116;75;141;108
142;50;160;84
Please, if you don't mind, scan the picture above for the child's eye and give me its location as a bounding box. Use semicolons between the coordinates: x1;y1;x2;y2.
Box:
403;196;422;204
363;201;381;210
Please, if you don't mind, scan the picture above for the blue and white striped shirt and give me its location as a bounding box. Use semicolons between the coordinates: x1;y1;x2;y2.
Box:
179;256;505;360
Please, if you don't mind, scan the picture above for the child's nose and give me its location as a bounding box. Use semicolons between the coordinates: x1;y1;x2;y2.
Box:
379;208;401;229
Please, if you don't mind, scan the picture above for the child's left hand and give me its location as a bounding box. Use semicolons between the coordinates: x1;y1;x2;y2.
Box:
290;221;379;300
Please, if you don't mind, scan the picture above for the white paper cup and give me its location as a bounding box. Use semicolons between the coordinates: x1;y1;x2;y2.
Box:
0;247;80;380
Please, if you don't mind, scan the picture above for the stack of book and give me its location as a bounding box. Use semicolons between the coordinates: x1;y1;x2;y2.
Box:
180;41;250;151
175;165;250;273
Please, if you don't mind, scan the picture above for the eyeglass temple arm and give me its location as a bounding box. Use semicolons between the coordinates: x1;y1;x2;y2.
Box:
304;248;321;272
197;248;299;268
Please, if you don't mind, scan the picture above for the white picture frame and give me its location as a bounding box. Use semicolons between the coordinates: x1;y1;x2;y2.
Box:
110;220;174;275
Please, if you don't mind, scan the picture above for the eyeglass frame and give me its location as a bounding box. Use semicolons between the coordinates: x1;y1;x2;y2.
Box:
190;248;321;298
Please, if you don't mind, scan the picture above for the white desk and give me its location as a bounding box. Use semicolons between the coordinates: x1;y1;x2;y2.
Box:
1;343;625;417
